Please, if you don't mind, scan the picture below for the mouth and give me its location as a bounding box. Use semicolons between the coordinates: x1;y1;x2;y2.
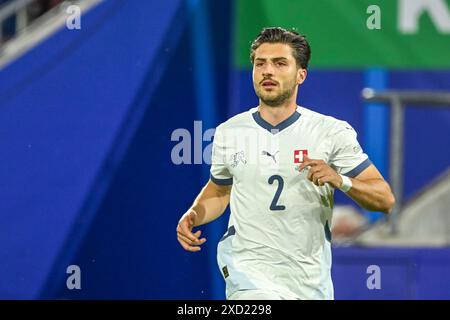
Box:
261;80;278;90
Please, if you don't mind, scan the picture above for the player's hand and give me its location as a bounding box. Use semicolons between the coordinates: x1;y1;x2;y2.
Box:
176;209;206;252
297;154;343;188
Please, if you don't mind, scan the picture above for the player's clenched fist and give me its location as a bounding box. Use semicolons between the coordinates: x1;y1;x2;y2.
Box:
176;209;206;252
297;154;343;188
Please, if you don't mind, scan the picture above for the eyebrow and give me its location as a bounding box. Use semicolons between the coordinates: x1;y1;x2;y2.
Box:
255;57;289;62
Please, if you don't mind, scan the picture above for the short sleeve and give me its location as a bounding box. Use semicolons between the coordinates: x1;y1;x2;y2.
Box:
210;127;233;185
329;121;372;178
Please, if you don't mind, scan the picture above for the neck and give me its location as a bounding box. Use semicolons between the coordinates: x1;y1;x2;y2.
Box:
258;96;298;126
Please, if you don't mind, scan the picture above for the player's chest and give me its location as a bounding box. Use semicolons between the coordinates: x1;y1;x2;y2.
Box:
225;131;332;179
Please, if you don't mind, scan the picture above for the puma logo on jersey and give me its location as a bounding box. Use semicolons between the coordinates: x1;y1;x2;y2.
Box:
262;150;279;163
230;151;247;168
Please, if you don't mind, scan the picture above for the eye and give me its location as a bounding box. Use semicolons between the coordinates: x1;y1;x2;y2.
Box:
277;62;287;66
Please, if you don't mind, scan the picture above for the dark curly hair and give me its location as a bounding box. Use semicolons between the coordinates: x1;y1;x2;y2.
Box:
250;27;311;69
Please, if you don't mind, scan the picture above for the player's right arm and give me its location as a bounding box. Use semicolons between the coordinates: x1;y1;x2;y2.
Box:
176;179;231;252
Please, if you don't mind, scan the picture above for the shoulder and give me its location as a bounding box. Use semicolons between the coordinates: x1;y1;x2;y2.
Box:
215;107;257;134
298;106;355;136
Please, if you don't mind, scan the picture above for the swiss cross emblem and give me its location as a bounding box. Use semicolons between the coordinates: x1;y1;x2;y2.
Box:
294;149;308;164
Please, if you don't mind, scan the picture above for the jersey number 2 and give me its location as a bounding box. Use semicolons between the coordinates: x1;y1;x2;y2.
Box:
268;175;286;211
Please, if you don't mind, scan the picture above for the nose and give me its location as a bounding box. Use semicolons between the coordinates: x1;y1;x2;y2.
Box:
262;62;275;77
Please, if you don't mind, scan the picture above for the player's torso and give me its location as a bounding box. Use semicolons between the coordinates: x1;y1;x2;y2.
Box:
221;108;334;258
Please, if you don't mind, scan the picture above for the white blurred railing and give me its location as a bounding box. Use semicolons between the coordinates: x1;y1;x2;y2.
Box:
0;0;102;69
0;0;39;42
362;89;450;235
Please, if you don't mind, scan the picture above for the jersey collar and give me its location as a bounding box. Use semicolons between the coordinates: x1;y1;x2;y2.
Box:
252;109;301;134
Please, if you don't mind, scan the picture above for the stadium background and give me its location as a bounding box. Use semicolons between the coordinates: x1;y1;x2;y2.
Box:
0;0;449;299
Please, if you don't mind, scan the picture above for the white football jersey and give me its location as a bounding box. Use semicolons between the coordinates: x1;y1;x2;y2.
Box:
211;105;371;300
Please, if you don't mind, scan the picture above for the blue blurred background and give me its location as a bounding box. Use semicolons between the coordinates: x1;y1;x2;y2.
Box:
0;0;449;299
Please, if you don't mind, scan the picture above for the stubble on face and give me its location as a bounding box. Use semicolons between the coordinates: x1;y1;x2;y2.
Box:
254;75;297;107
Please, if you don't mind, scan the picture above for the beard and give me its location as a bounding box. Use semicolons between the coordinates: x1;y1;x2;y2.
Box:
254;78;297;107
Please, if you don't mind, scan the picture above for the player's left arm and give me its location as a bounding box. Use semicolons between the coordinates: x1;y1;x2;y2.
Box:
298;155;395;214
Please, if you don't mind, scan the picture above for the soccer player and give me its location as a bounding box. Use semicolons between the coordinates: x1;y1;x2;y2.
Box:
176;27;395;300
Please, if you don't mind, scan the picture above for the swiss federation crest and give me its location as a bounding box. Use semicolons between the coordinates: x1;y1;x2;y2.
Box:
230;151;247;168
294;149;308;171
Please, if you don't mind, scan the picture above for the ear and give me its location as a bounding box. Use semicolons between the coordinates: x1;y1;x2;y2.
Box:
297;68;307;85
